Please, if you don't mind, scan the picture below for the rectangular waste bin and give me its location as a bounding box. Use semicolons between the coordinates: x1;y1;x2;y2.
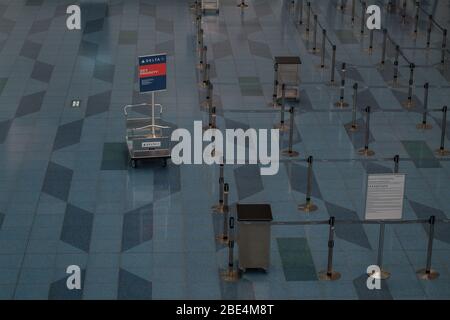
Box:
237;204;273;272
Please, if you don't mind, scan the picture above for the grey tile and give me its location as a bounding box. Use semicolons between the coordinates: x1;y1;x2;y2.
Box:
248;39;272;60
85;90;111;117
335;29;359;44
42;162;73;202
155;19;173;34
83;18;104;34
0;119;11;144
0;212;4;230
353;274;393;300
325;201;372;250
409;200;450;244
101;142;129;170
122;204;153;252
29;18;52;34
118;269;152;300
277;237;318;281
20;41;42;60
53;119;84;151
15;91;46;118
31;61;54;83
48;270;85;300
234;165;264;200
60;204;94;252
78;41;98;59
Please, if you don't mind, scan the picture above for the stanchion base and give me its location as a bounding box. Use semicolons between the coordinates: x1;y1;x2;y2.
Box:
334;101;349;108
203;125;216;131
435;149;450;157
199;81;208;89
387;80;401;88
282;150;299;157
308;48;321;54
345;123;359;132
416;123;433;130
327;81;339;87
318;270;341;281
368;269;390;280
315;64;328;69
197;63;204;70
298;202;318;212
220;268;241;282
402;100;415;109
416;269;440;280
200;101;211;109
216;235;229;245
212;204;224;213
358;148;375;156
268;101;280;108
274;123;289;131
237;3;248;8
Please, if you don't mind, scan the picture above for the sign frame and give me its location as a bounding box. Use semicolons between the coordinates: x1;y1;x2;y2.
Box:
364;173;406;221
138;53;167;94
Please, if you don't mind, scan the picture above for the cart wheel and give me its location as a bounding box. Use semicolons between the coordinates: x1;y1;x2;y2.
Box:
131;160;136;168
162;159;167;167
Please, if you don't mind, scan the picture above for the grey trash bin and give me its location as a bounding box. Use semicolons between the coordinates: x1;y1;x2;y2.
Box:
237;204;273;272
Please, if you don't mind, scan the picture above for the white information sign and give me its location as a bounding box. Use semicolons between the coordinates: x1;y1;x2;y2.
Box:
364;174;406;220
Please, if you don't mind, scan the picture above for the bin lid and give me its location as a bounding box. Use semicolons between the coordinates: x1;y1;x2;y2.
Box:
237;204;273;221
275;56;301;65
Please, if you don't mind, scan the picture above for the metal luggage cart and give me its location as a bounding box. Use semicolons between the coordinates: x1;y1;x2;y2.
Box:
274;56;301;103
201;0;219;14
124;103;171;168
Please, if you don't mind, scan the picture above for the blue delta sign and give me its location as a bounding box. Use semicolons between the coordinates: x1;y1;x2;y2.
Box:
138;53;167;93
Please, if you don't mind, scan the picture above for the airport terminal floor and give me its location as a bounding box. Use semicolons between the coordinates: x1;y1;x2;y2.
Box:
0;0;450;300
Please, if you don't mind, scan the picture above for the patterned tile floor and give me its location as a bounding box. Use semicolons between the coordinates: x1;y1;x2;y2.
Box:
0;0;449;299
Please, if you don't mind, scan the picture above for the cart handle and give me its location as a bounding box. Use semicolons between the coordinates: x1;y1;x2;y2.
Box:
124;103;163;115
133;124;170;131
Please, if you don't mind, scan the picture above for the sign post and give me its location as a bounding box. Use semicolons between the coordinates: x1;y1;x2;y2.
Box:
364;173;406;280
138;53;167;136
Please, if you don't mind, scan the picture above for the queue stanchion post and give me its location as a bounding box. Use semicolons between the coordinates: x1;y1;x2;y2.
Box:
368;222;391;280
299;0;303;25
402;63;415;108
380;29;387;67
426;15;432;49
282;107;299;157
417;216;440;280
298;156;318;212
401;0;407;24
310;14;318;53
212;162;225;213
319;217;341;280
318;29;327;68
360;1;366;35
358;106;375;156
368;29;374;54
270;62;279;107
201;63;210;88
417;83;432;130
221;216;240;281
394;154;400;173
237;0;248;8
201;80;212;109
347;82;359;131
329;45;337;85
435;106;450;156
413;1;419;36
197;29;204;54
440;29;447;67
211;107;217;129
334;63;349;108
216;183;230;243
390;45;400;87
305;1;311;38
351;0;356;25
275;84;289;131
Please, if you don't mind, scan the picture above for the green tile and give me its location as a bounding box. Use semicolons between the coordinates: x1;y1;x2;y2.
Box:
101;142;129;170
334;29;358;44
277;237;318;281
401;140;441;168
